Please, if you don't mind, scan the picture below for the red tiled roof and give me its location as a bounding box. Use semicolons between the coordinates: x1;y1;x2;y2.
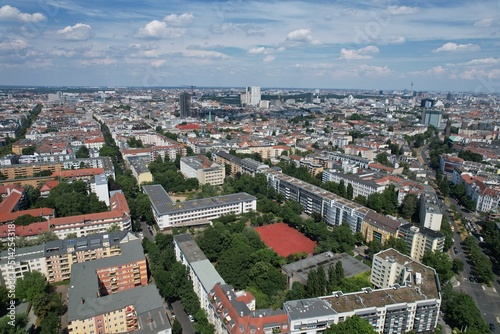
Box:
52;168;104;178
0;221;49;238
176;124;201;130
0;207;54;224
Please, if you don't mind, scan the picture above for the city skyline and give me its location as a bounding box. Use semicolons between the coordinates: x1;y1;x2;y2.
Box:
0;0;499;92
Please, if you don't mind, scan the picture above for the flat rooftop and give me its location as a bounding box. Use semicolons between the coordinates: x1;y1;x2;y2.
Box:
143;184;256;215
282;252;370;283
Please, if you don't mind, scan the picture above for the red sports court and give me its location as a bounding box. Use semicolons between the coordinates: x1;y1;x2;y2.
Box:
254;222;317;257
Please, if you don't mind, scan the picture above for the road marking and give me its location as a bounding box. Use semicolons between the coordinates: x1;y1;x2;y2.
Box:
482;285;485;290
493;288;497;293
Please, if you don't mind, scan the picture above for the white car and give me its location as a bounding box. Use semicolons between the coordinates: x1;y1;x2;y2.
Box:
188;314;194;322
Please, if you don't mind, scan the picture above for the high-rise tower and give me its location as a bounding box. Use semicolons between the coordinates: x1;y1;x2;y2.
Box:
179;92;191;118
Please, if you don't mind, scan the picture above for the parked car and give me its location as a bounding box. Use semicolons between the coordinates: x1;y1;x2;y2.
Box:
188;314;195;322
453;247;458;254
489;323;495;332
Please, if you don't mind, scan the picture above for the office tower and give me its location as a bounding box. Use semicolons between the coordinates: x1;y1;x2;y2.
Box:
180;92;191;118
422;109;443;128
250;86;261;106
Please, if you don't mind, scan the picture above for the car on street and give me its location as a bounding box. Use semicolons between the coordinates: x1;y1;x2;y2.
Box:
188;314;195;322
489;323;495;332
453;247;458;254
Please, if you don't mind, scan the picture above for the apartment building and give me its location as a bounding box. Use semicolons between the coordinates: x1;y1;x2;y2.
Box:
283;248;441;334
67;238;170;334
360;210;401;244
325;151;371;169
398;224;445;261
322;169;385;199
180;155;225;186
126;156;153;185
0;231;143;285
419;190;443;231
0;244;46;286
265;168;370;233
173;234;290;334
90;174;110;207
173;234;226;312
212;150;269;176
0;157;115;180
49;191;131;239
209;283;289;334
143;184;256;230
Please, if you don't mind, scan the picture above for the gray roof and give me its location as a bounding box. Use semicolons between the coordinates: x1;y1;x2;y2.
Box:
282;252;370;283
144;184;256;215
128;156;151;174
173;233;207;263
399;223;445;240
67;234;146;322
191;259;225;294
45;230;130;257
283;298;336;320
0;244;44;265
94;173;108;185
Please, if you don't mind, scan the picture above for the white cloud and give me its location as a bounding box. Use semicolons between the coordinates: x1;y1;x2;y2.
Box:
51;48;76;57
473;18;492;27
182;50;229;59
150;59;166;68
286;28;320;45
164;13;194;26
264;55;275;62
339;45;379;59
0;5;45;23
248;47;266;54
387;6;419;15
464;58;500;66
137;20;185;39
0;39;28;51
434;42;480;53
248;46;284;55
410;66;446;76
387;36;405;44
79;58;115;66
57;23;93;40
210;23;264;36
359;65;393;77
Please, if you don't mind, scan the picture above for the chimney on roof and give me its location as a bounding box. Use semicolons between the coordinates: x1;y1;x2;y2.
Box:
80;298;85;304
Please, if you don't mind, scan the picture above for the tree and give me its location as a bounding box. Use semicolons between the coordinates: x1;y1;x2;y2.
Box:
324;316;376;334
0;312;29;334
172;318;182;334
75;145;90;158
346;183;353;200
442;289;489;333
13;214;46;226
22;146;36;155
421;251;453;285
375;152;392;167
384;237;408;255
15;271;48;303
399;194;418;220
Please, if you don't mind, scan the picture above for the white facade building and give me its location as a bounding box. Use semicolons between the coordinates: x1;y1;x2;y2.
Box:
143;184;257;230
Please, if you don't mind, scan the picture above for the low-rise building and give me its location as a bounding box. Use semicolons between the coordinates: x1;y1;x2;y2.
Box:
180;155;225;186
144;184;256;230
281;252;370;289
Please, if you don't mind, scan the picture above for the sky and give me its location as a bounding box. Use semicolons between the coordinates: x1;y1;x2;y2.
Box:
0;0;499;92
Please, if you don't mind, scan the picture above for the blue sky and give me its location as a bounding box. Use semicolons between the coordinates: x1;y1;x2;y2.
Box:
0;0;499;92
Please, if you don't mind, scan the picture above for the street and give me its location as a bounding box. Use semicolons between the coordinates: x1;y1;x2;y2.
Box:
172;300;196;334
419;146;500;328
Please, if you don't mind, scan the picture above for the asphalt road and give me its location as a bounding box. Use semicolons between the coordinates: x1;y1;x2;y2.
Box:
442;196;500;328
139;220;156;241
419;148;500;328
172;300;195;334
